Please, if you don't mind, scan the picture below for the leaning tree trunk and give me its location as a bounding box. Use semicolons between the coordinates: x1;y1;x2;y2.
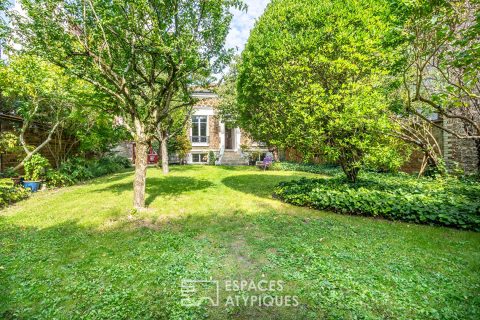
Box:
133;139;148;210
161;137;169;175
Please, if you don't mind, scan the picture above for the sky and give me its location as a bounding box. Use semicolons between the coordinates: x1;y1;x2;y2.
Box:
225;0;270;53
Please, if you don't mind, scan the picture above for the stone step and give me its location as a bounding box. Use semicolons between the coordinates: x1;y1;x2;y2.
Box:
220;151;246;165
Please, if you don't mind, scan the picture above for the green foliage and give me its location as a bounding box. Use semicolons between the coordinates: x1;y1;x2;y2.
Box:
12;0;244;138
362;140;412;173
0;184;29;208
0;54;121;160
0;131;18;154
1;166;480;319
45;170;75;188
216;56;241;125
70;108;130;155
168;133;192;163
0;1;11;47
271;162;342;176
23;154;50;181
0;55;90;124
208;151;216;165
0;177;30;207
46;155;131;188
274;173;480;231
237;0;405;182
12;0;245;207
0;167;18;178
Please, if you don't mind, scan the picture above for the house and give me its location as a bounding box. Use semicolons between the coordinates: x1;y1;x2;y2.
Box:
186;90;268;165
112;90;269;165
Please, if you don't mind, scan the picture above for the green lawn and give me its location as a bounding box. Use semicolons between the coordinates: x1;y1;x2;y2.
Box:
1;166;479;319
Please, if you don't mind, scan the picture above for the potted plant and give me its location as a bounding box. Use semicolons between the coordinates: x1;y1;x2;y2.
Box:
208;150;217;165
23;154;50;192
249;151;261;166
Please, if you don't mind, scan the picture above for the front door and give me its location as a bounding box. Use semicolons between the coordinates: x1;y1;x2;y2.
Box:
225;128;234;150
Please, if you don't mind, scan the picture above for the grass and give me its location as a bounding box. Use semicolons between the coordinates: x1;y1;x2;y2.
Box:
1;165;479;319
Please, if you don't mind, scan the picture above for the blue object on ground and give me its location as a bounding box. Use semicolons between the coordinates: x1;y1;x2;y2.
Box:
23;181;41;192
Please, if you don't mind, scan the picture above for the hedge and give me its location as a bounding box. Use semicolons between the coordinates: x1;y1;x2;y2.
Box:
274;173;480;231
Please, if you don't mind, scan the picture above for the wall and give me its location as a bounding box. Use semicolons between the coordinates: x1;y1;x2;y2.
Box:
443;118;479;174
0;115;77;171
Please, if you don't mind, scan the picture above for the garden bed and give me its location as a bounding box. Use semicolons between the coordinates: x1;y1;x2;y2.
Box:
274;172;480;231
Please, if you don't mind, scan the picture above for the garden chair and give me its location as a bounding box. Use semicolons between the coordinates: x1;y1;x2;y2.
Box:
256;155;273;171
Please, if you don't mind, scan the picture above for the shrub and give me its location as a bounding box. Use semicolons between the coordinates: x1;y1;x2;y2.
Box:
274;173;480;231
46;155;131;188
208;151;216;165
271;162;342;176
0;167;18;178
24;154;50;181
45;170;75;188
0;179;29;208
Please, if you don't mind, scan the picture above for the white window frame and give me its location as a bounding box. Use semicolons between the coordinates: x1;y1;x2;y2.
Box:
191;152;208;164
191;115;209;147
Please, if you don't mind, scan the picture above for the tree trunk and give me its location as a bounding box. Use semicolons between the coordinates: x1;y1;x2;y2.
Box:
339;160;360;183
161;137;169;174
272;147;279;161
133;139;148;210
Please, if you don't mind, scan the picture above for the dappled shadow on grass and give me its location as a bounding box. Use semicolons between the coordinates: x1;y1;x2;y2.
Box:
0;217;214;319
221;174;303;198
1;205;479;320
94;176;214;205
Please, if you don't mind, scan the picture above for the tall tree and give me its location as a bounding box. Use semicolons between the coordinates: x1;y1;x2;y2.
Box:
156;89;194;174
0;0;10;54
237;0;404;182
11;0;242;208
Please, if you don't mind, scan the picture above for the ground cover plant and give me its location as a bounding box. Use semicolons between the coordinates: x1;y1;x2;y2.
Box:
271;161;342;176
274;172;480;230
1;166;479;319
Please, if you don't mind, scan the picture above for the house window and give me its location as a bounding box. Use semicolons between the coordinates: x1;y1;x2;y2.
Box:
192;153;208;163
191;115;208;143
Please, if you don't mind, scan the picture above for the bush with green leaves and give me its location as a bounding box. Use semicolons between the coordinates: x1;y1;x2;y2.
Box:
271;162;342;176
45;170;75;188
23;154;50;181
237;0;407;182
46;155;131;188
0;178;30;208
208;151;216;165
274;173;480;231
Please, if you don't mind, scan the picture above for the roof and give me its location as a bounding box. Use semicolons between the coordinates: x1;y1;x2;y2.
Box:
192;90;218;99
0;113;23;122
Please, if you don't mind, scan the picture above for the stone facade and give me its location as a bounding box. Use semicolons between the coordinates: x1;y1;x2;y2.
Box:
401;117;479;174
185;91;268;165
208;115;221;149
442;118;479;174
